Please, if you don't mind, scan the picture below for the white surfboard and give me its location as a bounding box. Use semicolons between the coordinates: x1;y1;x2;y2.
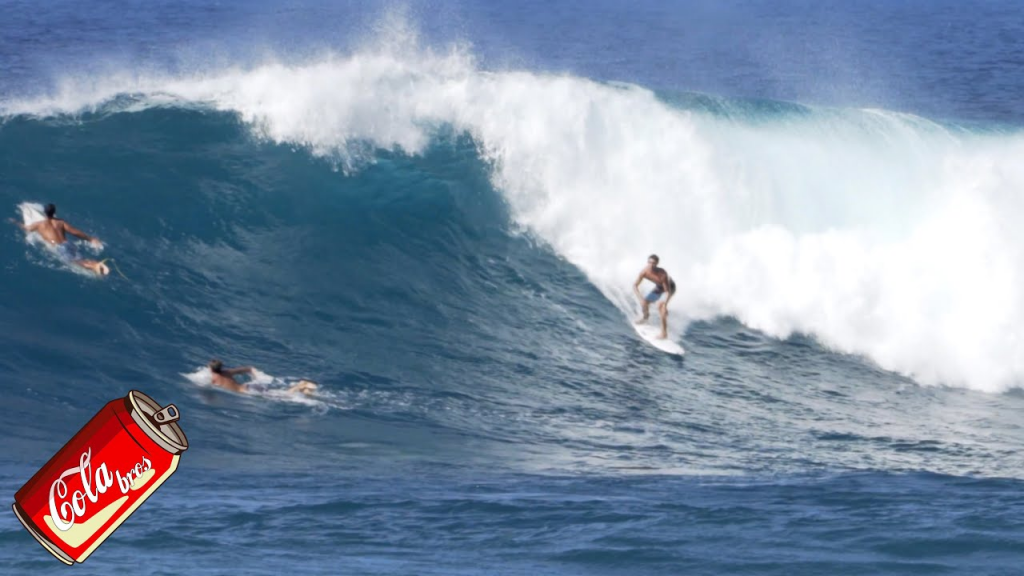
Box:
19;202;46;228
634;323;685;356
18;202;55;254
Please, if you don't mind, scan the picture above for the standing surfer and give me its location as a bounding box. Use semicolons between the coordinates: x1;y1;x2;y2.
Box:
634;254;676;339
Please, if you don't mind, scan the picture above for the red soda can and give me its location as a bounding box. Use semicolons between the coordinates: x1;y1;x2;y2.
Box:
11;390;188;564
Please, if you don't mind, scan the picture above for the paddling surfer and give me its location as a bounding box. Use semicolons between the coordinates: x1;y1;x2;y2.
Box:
207;359;318;396
9;203;109;276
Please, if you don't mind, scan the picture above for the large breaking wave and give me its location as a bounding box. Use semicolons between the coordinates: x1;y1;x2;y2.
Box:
5;26;1024;394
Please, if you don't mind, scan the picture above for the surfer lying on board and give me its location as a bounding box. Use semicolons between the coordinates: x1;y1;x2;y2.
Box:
634;254;676;339
208;359;318;396
8;203;109;276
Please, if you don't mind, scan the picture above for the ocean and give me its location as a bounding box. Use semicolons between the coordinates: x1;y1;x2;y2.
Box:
2;1;1024;574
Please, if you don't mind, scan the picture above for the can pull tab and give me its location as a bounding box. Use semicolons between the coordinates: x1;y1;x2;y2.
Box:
150;404;181;425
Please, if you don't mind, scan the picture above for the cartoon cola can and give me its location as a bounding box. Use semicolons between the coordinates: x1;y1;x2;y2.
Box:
11;390;188;564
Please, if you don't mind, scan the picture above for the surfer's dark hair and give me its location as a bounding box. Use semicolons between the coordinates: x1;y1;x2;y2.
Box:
209;359;223;374
44;203;56;218
648;254;659;264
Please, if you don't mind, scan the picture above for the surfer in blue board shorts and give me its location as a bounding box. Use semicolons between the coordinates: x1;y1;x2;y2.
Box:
634;254;676;339
9;203;109;276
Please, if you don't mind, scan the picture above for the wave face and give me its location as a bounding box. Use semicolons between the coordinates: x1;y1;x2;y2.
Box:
2;41;1024;477
8;37;1024;393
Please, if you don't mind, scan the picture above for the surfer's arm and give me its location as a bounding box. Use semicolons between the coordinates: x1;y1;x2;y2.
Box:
223;366;254;376
62;222;100;245
633;271;645;298
8;218;34;232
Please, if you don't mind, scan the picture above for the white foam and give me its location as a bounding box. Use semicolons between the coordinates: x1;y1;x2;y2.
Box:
10;27;1024;392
